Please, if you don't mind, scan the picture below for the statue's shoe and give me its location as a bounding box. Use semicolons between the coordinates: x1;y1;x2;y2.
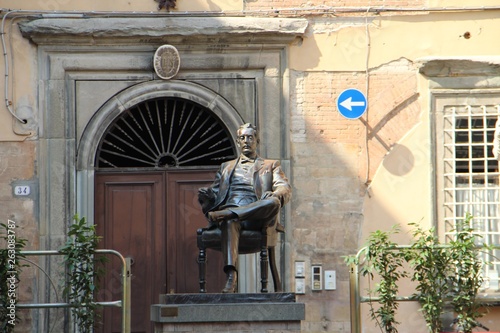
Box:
222;271;237;293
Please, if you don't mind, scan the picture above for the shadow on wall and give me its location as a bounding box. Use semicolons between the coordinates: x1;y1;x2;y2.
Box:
289;65;423;258
382;143;414;176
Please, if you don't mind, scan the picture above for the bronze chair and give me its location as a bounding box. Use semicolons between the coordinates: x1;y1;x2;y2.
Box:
197;224;284;293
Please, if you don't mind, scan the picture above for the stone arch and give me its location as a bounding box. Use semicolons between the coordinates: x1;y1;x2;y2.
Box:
77;80;244;171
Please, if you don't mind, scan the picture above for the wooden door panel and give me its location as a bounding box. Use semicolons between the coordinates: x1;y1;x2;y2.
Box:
166;171;225;293
95;169;224;333
95;173;164;333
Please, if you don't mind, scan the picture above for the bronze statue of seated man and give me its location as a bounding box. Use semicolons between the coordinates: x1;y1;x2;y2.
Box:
198;123;292;293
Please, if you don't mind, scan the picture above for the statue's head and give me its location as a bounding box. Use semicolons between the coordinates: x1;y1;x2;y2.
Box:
237;123;259;158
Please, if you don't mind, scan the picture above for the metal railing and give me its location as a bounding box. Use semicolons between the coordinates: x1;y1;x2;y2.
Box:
16;249;131;333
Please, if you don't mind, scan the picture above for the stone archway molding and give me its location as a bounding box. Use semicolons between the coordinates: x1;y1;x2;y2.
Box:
77;79;244;171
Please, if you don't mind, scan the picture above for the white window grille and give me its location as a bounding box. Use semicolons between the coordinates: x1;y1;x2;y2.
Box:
436;96;500;290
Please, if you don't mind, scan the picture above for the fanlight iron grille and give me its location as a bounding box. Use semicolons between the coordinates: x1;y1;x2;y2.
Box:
96;97;237;168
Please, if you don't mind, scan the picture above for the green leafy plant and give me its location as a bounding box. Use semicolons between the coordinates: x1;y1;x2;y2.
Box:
448;213;489;333
406;223;452;333
345;225;408;333
0;221;28;333
347;214;489;333
59;215;107;333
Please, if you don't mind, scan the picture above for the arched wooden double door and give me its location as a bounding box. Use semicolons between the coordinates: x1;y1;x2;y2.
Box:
93;96;237;333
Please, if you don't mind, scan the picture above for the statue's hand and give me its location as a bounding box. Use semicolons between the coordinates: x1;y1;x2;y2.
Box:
198;188;215;213
198;188;212;200
261;191;274;200
198;187;210;204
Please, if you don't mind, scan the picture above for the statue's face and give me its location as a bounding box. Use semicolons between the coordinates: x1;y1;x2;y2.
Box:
237;127;258;158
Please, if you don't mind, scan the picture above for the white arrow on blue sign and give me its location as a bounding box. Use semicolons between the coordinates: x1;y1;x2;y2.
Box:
336;88;367;119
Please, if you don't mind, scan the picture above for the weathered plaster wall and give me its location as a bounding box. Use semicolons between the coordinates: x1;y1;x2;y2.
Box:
0;0;242;12
286;9;500;333
288;62;424;332
290;11;500;72
431;0;500;5
0;141;38;331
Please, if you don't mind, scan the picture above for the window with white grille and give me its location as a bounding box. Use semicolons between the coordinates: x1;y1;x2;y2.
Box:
434;92;500;289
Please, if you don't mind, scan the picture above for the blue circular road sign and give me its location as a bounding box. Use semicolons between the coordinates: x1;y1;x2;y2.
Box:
337;88;367;119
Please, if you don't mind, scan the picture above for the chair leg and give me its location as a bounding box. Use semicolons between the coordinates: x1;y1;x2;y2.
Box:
260;245;269;293
268;247;282;292
198;248;207;293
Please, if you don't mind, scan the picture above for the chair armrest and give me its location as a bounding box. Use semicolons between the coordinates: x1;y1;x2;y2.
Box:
197;227;209;235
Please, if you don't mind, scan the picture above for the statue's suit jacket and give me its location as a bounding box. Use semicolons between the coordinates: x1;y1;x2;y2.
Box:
200;156;292;230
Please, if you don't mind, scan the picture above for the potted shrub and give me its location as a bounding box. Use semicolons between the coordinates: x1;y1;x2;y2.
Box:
345;225;408;333
347;213;490;333
405;222;453;333
447;213;489;333
60;215;107;333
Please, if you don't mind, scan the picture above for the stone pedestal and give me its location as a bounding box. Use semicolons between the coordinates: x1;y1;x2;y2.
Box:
151;293;305;333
